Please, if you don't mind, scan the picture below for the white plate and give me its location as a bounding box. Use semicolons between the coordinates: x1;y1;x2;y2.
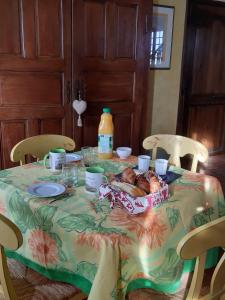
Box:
27;182;66;197
66;153;82;163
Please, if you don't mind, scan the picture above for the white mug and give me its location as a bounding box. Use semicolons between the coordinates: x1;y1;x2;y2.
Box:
155;159;168;175
44;148;66;172
85;166;107;193
138;155;151;172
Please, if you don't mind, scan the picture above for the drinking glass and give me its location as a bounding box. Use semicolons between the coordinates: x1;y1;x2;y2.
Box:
81;146;95;167
61;163;78;188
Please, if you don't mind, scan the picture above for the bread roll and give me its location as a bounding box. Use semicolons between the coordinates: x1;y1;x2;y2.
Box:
111;181;146;197
121;167;136;185
136;176;150;193
150;176;161;193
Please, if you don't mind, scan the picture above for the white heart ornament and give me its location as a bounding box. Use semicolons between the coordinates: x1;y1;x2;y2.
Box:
72;100;87;127
72;99;87;115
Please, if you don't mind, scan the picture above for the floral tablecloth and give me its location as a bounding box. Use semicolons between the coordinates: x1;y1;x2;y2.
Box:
0;157;224;300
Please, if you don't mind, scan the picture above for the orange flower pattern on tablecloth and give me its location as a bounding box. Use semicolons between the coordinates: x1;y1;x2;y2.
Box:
28;230;58;265
172;172;222;194
109;208;167;249
77;232;132;250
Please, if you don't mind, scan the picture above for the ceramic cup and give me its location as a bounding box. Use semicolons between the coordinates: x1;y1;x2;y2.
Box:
85;166;107;193
138;155;151;172
155;159;168;175
44;148;66;172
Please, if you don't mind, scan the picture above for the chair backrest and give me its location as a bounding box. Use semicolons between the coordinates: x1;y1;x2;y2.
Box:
0;214;23;300
142;134;208;172
177;215;225;300
10;134;76;165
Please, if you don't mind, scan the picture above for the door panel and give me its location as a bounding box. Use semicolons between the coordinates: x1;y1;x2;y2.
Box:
36;0;63;57
179;0;225;154
0;72;62;106
115;3;138;58
73;0;151;153
40;119;63;134
191;19;225;95
84;71;134;102
0;0;72;169
1;121;26;168
114;114;132;148
83;1;106;58
187;105;225;153
0;0;21;56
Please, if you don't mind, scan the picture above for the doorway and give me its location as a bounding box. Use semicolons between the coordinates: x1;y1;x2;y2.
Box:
178;0;225;192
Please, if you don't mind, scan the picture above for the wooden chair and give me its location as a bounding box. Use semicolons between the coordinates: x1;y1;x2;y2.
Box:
127;216;225;300
177;215;225;300
0;213;86;300
10;134;75;165
142;134;208;172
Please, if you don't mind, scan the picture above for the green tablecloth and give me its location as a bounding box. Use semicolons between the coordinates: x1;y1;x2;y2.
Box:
0;157;224;300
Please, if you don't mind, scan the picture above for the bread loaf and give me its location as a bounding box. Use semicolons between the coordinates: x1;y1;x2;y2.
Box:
150;176;161;193
136;176;150;193
121;167;136;185
111;181;146;197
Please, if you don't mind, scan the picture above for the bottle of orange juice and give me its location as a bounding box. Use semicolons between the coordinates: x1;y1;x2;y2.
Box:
98;107;114;159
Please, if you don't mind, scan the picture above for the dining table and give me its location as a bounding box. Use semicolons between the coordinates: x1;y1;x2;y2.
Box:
0;152;225;300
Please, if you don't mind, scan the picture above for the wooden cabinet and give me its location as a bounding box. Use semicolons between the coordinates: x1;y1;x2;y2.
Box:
0;0;151;169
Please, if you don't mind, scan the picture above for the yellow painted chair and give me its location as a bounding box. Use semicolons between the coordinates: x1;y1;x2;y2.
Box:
0;213;86;300
10;134;75;165
127;215;225;300
143;134;208;172
177;215;225;300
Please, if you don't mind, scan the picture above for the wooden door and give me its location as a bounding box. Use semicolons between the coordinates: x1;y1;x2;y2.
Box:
0;0;72;169
178;0;225;155
72;0;152;154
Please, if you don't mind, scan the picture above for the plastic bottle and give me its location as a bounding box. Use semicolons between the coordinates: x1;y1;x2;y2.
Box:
98;107;114;159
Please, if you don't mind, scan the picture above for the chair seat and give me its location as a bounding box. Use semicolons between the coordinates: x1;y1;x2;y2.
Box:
126;268;213;300
0;258;86;300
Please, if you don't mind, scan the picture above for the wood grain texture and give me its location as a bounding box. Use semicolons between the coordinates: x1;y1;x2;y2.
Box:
178;0;225;155
0;0;21;55
73;0;152;154
0;0;72;169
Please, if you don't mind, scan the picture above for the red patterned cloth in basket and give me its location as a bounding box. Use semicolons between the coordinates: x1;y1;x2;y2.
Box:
99;174;169;215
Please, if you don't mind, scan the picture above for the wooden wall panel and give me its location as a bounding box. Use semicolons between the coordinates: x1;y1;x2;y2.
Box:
0;72;62;106
0;0;21;55
84;72;134;102
83;115;99;146
40;119;63;134
187;105;225;153
113;114;132;148
192;19;225;95
84;1;106;57
1;121;26;168
36;0;62;57
115;4;137;59
191;26;212;95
